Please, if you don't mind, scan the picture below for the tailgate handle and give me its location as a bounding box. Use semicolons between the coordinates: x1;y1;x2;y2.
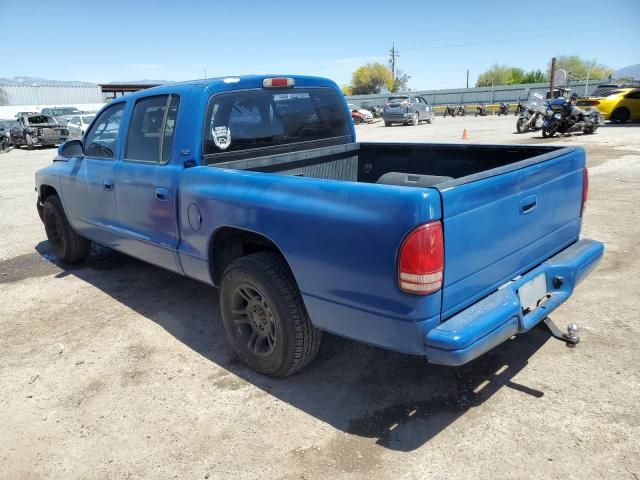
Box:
520;195;537;214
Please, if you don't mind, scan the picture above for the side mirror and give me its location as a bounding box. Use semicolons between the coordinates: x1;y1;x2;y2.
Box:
59;139;84;158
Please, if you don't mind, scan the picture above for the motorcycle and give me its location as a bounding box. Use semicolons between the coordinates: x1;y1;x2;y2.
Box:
542;93;604;138
443;105;457;117
514;100;526;116
369;106;383;118
475;104;487;117
516;92;547;133
497;102;509;116
455;104;466;116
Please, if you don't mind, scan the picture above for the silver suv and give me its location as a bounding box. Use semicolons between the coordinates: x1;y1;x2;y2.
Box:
383;95;434;126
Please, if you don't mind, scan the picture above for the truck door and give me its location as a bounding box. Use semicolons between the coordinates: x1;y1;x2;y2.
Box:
59;102;125;247
114;94;181;272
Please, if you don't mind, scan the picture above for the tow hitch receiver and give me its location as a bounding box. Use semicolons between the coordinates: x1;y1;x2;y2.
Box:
539;317;580;346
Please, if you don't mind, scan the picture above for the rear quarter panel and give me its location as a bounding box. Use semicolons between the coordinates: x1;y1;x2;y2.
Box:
177;167;443;353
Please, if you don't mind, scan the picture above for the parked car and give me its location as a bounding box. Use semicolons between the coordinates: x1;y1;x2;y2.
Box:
383;95;434;126
41;107;83;125
347;103;373;123
577;87;640;123
66;114;96;139
14;111;37;118
11;114;69;149
36;75;603;378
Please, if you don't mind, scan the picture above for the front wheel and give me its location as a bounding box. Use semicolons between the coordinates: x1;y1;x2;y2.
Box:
516;117;529;133
542;126;556;138
42;195;91;263
220;252;321;378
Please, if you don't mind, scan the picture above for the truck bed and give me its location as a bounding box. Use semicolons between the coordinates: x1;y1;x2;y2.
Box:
208;142;561;188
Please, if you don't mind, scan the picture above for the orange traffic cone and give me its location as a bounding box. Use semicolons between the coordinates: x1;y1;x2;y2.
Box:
462;128;469;140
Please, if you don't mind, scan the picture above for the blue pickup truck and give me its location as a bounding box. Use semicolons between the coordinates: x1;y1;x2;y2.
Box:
35;75;604;377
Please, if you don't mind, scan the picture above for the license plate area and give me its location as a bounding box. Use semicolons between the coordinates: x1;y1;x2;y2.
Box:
518;273;548;314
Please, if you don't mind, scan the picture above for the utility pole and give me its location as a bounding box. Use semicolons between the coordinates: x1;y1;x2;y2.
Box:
389;43;399;79
549;57;556;99
466;69;469;89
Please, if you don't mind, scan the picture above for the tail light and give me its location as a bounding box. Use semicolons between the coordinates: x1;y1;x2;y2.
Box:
398;221;444;295
580;167;589;216
263;77;294;88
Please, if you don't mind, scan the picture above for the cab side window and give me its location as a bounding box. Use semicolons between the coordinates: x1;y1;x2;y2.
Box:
125;94;180;163
84;103;125;159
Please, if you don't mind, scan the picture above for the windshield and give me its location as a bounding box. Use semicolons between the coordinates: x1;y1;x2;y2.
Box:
50;108;80;116
26;115;58;125
82;115;95;124
204;87;349;158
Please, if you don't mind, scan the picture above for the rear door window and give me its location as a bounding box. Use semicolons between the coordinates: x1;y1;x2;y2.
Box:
125;94;180;163
203;88;349;159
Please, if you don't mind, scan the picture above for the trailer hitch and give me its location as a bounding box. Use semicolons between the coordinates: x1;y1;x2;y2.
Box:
538;317;580;347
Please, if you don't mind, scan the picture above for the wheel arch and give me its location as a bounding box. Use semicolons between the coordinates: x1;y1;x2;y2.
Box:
209;226;293;287
39;184;59;201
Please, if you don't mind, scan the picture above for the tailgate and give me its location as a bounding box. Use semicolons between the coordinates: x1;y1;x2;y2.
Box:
439;147;585;319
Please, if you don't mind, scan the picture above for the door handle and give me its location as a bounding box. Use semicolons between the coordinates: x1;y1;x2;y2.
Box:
103;180;113;191
154;187;169;201
520;195;537;214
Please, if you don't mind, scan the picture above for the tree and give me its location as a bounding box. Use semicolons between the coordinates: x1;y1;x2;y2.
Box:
523;69;547;83
477;64;549;86
391;70;411;92
553;56;612;81
476;64;513;87
340;85;353;96
351;63;394;95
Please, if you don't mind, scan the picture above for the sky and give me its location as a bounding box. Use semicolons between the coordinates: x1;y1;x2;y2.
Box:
1;0;638;90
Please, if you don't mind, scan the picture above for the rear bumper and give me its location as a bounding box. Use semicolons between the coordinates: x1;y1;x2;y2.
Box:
383;113;413;122
424;238;604;366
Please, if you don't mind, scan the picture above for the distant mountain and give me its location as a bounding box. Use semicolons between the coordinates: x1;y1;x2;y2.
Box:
614;64;640;80
0;76;96;86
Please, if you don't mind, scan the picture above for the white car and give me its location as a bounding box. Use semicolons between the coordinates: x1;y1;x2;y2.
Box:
347;103;374;123
66;114;96;139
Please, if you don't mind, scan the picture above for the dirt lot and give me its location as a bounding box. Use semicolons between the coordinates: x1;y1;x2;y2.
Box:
1;116;639;480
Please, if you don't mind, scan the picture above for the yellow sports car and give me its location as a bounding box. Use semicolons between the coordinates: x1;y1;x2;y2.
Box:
578;87;640;123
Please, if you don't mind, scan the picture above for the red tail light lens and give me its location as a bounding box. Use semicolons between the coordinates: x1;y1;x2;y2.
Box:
580;167;589;216
398;221;444;295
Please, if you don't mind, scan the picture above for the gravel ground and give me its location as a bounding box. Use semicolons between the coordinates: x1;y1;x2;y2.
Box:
1;116;638;480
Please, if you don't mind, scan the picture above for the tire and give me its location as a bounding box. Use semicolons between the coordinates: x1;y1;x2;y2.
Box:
426;115;432;124
516;117;529;133
412;112;419;126
610;108;630;124
42;195;91;264
542;127;555;138
220;252;321;378
384;121;392;127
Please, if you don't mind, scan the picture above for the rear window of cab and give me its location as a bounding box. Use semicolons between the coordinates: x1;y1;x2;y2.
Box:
202;88;349;161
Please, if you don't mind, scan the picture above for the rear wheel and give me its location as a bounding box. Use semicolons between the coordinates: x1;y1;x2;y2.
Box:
220;252;321;377
384;121;392;127
42;195;91;264
412;112;419;126
610;108;630;124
